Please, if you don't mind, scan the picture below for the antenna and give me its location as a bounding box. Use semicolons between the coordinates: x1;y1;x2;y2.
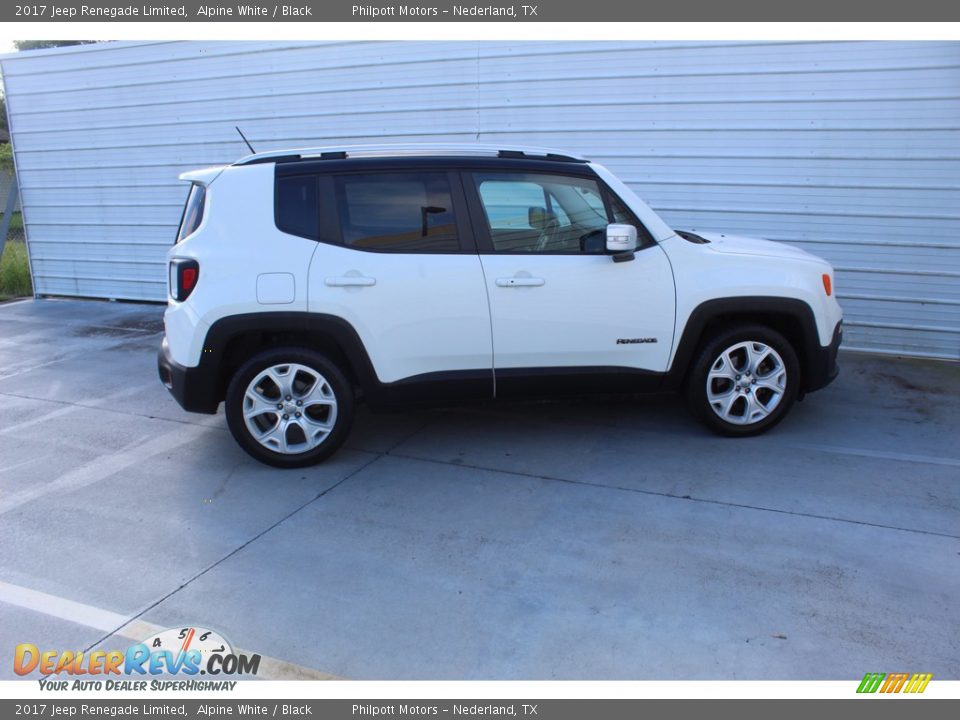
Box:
235;126;255;154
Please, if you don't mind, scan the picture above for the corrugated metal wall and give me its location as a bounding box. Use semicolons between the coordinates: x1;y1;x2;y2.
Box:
2;40;958;359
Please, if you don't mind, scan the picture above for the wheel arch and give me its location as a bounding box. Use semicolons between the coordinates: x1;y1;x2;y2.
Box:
203;312;379;405
667;297;820;393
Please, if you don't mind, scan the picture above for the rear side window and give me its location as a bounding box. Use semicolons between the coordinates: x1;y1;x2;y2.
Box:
333;172;460;253
176;183;206;243
276;175;320;239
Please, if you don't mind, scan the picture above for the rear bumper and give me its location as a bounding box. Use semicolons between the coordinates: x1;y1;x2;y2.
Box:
805;321;842;393
158;337;220;414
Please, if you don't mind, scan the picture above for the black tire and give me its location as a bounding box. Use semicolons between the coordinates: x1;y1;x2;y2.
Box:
225;347;354;468
685;324;800;437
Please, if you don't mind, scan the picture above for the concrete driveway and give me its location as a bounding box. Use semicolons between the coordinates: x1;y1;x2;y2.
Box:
0;298;957;680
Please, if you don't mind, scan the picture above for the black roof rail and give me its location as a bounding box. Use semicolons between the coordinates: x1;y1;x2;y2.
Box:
234;145;590;166
496;149;586;163
240;154;301;165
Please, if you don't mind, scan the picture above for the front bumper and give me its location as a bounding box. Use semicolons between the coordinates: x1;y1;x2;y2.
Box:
157;337;220;414
804;321;842;393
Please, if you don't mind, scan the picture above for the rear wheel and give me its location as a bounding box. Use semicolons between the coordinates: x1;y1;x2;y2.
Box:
686;325;800;436
225;347;354;467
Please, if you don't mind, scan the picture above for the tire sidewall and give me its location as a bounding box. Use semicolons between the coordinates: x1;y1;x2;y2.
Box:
687;325;800;437
225;347;354;468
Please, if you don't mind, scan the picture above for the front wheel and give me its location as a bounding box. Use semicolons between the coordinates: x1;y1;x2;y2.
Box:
225;347;354;467
686;325;800;437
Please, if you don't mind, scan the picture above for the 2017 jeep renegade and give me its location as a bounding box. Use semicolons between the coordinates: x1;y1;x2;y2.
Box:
158;144;843;467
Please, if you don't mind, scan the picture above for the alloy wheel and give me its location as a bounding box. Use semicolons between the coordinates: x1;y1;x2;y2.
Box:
705;341;787;426
242;363;338;454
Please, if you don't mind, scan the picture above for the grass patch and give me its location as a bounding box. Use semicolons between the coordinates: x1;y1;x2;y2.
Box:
7;212;23;232
0;240;32;300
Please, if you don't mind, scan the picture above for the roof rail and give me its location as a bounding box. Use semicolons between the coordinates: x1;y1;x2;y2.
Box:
235;143;588;166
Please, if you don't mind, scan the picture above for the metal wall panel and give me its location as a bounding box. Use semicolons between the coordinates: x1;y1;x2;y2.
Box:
2;40;958;357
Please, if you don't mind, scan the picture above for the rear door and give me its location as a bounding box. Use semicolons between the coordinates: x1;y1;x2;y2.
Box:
304;168;493;387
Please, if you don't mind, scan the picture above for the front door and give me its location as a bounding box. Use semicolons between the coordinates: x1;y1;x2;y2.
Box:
465;170;676;390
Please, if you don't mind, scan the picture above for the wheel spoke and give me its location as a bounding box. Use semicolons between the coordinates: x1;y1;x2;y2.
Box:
259;420;289;453
744;392;769;421
744;342;766;371
265;366;292;398
754;373;786;393
301;375;337;407
719;391;740;420
293;417;331;448
244;389;279;420
301;412;335;432
708;353;738;382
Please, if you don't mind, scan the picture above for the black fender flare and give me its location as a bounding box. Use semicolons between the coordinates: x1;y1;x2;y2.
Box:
202;310;380;397
665;296;822;392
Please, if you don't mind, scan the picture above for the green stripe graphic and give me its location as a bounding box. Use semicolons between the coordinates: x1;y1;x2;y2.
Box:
857;673;886;693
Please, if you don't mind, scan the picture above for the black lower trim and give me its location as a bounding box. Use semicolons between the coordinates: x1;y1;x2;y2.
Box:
373;369;493;408
157;337;220;414
804;321;842;393
495;365;665;398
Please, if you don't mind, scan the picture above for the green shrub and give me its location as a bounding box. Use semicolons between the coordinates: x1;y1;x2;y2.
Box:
0;241;32;299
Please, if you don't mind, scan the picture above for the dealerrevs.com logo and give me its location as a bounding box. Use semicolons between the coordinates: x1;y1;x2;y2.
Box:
15;627;260;691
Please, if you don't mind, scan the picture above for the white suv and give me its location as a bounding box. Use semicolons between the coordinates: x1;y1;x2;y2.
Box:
158;144;843;467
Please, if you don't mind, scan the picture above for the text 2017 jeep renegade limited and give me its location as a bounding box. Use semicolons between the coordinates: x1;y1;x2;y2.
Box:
158;144;842;467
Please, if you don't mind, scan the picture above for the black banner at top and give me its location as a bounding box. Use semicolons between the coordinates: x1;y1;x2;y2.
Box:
5;0;960;22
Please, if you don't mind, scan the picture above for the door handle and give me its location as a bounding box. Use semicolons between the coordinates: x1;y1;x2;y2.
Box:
496;277;545;288
325;276;376;287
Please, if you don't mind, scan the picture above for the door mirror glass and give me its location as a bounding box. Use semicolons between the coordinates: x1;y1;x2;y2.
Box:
606;223;638;254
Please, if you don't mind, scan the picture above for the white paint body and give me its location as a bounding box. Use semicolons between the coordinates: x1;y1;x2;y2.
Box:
165;154;842;385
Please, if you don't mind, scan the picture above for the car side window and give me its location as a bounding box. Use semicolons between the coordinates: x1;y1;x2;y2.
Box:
471;172;610;254
333;172;460;253
608;192;640;227
275;175;320;239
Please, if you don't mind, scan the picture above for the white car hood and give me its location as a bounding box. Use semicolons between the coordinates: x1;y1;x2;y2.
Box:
693;231;821;263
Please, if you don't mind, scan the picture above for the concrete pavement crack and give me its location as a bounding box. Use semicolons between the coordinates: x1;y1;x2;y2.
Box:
0;389;222;429
386;451;960;541
80;450;385;654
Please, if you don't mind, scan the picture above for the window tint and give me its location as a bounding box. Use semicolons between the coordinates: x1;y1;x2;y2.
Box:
472;173;609;253
579;185;609;221
176;183;206;243
276;175;320;238
334;172;459;252
477;181;546;229
609;192;640;227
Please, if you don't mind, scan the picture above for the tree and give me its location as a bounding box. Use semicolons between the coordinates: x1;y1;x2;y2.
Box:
13;41;98;51
0;143;12;177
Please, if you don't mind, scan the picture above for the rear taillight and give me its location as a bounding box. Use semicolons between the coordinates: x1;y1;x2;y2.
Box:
170;259;200;301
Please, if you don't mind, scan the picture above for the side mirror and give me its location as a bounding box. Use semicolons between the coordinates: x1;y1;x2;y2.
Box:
606;223;638;262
